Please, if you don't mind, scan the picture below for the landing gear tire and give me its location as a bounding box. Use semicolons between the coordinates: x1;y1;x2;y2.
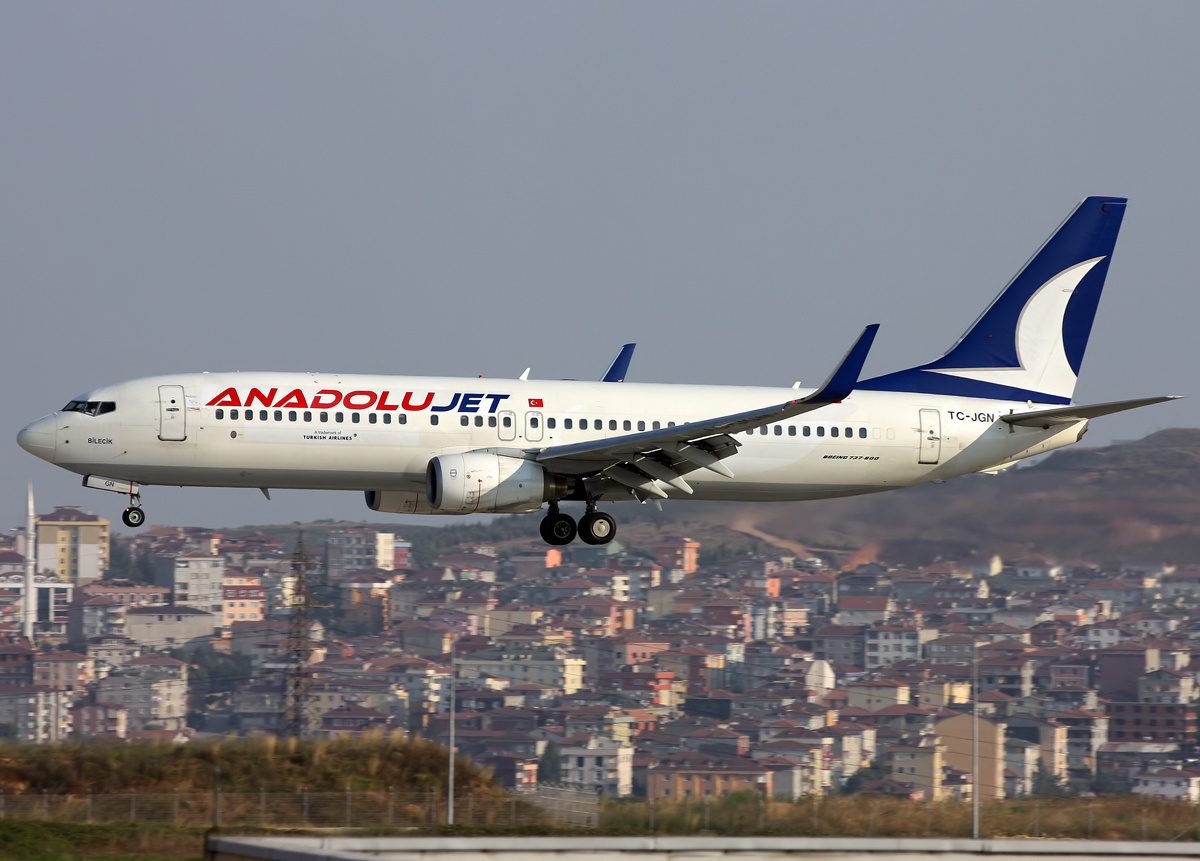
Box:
539;511;577;546
122;506;146;528
578;511;616;545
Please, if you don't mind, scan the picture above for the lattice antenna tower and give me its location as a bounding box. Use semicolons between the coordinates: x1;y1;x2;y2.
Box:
283;531;319;738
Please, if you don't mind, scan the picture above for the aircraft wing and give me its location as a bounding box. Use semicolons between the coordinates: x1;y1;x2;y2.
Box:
534;325;879;493
1001;395;1181;429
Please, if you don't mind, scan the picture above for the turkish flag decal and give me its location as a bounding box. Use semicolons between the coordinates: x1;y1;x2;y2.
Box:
528;398;543;408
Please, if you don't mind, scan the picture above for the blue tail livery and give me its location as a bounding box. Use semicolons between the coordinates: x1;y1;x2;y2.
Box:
859;196;1127;405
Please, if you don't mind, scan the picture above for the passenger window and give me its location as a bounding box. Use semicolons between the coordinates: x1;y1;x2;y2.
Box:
353;413;361;423
564;418;573;430
231;409;239;420
259;410;268;421
803;426;811;437
817;426;825;437
652;421;660;430
244;410;253;422
623;420;632;431
216;409;224;420
289;411;297;422
831;427;839;437
368;413;376;424
859;427;867;439
487;416;495;428
788;426;796;436
668;421;676;427
383;414;391;425
475;416;484;427
774;426;782;436
531;417;540;428
335;412;344;423
460;416;470;427
609;420;617;431
305;411;313;422
845;427;852;437
320;412;328;422
580;419;588;430
503;416;512;428
431;415;439;426
760;427;768;435
547;417;556;429
274;410;283;422
637;420;645;431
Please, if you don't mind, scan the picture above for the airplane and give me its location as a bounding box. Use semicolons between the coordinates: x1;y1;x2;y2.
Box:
18;196;1178;546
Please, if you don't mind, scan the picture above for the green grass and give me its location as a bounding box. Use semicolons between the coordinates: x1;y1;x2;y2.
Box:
0;821;203;860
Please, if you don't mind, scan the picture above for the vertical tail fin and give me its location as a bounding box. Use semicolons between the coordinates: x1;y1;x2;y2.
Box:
859;196;1127;404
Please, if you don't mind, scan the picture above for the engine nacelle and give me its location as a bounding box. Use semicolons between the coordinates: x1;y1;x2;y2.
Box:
426;451;563;513
364;490;437;515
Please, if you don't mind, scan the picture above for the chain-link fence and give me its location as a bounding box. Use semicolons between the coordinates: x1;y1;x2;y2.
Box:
0;786;597;830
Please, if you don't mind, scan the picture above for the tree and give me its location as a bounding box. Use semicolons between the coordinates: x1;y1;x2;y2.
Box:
1031;759;1071;797
539;740;562;783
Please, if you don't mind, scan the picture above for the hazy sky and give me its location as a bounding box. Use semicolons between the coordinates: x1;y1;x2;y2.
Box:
4;3;1198;534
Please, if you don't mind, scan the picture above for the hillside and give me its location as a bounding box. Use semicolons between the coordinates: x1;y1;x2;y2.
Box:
218;429;1200;568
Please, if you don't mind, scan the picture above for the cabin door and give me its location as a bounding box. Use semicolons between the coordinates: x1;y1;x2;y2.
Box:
917;409;941;464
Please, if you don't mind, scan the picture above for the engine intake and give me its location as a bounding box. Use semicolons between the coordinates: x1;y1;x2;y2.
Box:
426;451;565;513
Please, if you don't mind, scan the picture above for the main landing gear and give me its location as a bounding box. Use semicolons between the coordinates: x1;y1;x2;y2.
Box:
539;502;616;546
122;493;146;528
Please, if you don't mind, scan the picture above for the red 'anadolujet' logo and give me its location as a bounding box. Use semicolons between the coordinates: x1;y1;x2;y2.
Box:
205;388;517;414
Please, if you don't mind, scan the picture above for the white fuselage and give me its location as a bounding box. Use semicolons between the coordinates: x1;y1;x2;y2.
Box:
20;371;1086;512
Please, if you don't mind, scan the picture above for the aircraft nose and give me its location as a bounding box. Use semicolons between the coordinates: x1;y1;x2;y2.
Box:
17;415;56;462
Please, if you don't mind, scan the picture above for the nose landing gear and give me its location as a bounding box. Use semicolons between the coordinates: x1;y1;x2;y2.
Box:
122;506;146;528
121;491;145;528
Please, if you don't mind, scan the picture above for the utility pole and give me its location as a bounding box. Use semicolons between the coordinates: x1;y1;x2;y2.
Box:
447;628;456;824
284;533;317;738
23;485;36;642
972;643;980;840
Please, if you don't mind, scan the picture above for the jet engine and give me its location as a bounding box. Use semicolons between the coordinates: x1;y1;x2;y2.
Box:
426;451;566;513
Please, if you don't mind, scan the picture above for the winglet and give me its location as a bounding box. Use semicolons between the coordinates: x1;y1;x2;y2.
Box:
601;343;637;382
805;324;879;405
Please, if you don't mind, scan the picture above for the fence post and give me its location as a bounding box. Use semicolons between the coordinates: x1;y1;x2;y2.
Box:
213;766;221;828
648;797;654;832
429;787;436;824
87;790;93;824
302;786;308;825
345;783;352;828
260;785;266;825
173;787;179;825
388;785;394;827
130;788;136;822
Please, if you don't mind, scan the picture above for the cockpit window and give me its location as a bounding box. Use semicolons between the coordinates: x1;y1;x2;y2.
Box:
63;400;116;416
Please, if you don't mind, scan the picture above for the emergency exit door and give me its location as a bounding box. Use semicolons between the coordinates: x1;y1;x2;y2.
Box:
158;385;187;441
917;409;941;464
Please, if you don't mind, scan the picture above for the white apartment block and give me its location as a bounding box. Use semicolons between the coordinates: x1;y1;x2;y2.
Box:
560;736;633;797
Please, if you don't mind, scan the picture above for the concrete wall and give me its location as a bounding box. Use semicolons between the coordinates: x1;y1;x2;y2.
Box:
206;835;1200;861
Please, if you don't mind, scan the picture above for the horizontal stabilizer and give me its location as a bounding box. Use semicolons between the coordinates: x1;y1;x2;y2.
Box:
1001;396;1181;428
